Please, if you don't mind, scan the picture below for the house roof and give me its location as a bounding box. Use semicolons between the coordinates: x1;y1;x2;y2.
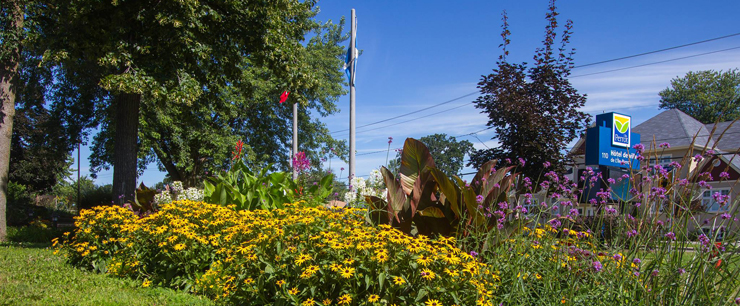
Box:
705;121;740;152
632;109;715;148
569;109;740;157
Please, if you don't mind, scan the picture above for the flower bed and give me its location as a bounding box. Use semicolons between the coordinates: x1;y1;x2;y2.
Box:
57;201;502;305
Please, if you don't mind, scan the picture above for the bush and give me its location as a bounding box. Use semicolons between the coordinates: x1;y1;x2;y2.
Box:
7;220;69;244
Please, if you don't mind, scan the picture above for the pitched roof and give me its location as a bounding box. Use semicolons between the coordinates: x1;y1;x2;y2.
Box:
632;109;714;148
705;121;740;152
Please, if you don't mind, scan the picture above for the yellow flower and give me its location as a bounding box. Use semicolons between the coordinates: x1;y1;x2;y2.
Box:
289;287;299;295
393;276;406;285
276;279;286;286
302;298;315;306
295;253;312;266
368;294;380;302
421;268;435;280
174;243;186;251
244;278;254;285
322;299;332;305
337;294;352;305
425;299;443;306
142;279;151;288
339;266;355;279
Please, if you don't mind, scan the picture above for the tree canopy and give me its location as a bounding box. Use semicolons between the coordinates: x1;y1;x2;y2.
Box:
468;1;590;179
389;134;473;176
35;0;348;195
659;69;740;124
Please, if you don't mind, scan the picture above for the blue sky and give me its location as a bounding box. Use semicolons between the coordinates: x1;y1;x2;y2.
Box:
79;0;740;186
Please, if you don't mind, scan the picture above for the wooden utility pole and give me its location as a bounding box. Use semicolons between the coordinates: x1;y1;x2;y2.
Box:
77;140;81;208
292;102;298;180
349;8;357;181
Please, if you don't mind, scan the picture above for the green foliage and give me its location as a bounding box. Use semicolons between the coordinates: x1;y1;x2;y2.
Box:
296;172;336;207
469;2;590;179
367;138;517;237
10;54;76;193
6;181;35;225
659;69;740;123
7;222;67;244
52;176;113;210
388;133;474;176
0;242;213;306
203;160;296;211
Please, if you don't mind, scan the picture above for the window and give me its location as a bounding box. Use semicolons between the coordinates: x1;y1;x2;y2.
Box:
702;189;731;212
649;154;672;168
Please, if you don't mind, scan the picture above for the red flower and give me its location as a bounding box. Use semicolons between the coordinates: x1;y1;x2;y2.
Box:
232;140;244;160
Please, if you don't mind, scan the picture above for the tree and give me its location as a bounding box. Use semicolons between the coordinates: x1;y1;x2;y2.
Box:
388;134;474;176
468;1;590;180
41;0;327;201
0;0;26;242
10;50;75;193
659;69;740;124
85;16;349;188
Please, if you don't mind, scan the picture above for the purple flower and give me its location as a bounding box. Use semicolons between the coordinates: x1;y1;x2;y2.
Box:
694;154;704;162
664;232;676;241
470;251;478;257
735;297;740;305
677;268;686;275
651;270;659;277
543;161;551;168
592;261;603;272
659;142;670;149
292;151;311;173
721;213;732;220
698;234;711;246
518;158;526;166
388;136;393;144
569;209;579;217
633;258;642;265
720;172;730;180
633;143;645;153
613;254;622;261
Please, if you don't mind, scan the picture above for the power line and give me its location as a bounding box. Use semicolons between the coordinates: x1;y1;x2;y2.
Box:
334;100;475;136
331;92;479;134
331;37;740;156
454;127;493;138
571;46;740;78
573;31;740;69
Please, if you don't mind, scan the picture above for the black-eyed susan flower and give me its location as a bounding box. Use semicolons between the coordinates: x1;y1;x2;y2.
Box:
337;294;352;305
421;268;436;280
368;294;380;302
393;276;406;285
339;266;355;279
425;299;443;306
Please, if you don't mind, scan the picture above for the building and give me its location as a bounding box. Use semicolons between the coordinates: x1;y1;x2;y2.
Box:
566;109;740;237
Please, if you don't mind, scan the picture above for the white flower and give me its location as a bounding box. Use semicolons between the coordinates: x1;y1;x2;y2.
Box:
171;181;184;193
154;191;172;205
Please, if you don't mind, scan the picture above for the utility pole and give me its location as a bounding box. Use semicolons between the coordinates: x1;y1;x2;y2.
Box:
293;102;298;181
77;140;81;208
349;8;357;181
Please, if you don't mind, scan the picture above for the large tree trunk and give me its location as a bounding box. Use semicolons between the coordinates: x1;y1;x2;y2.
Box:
0;0;24;242
112;92;141;204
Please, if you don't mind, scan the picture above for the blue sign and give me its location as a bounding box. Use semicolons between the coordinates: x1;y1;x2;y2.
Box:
585;113;641;169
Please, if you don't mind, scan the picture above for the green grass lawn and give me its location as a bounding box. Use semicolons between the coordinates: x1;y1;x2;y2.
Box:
0;242;214;306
